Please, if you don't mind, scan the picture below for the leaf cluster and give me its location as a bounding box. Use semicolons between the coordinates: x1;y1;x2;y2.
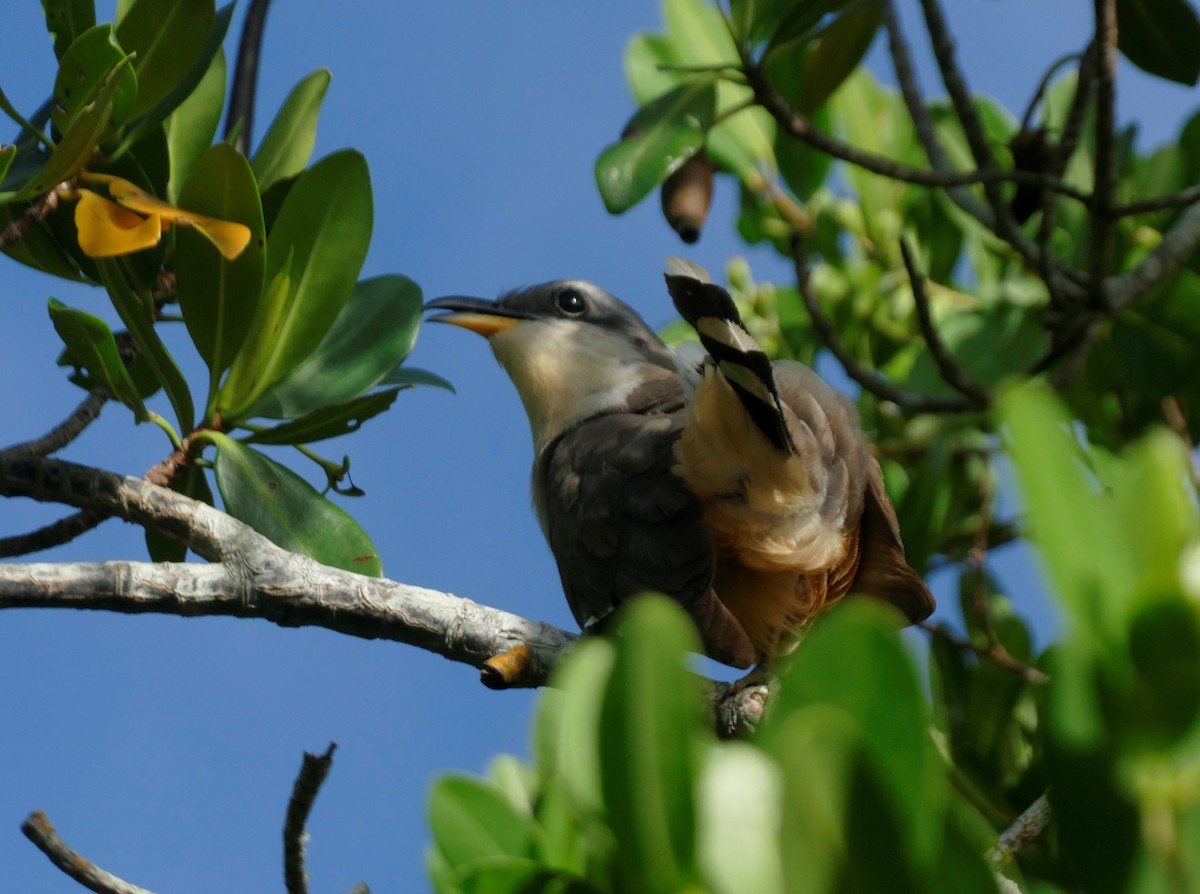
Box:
2;0;450;571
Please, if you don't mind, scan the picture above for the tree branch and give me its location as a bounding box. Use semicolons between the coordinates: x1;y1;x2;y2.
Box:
0;509;107;557
1105;200;1200;311
1087;0;1119;301
920;621;1049;685
900;237;991;408
22;811;159;894
0;184;67;251
791;235;977;414
0;389;108;461
284;744;338;894
987;792;1053;866
879;0;985;222
915;0;1038;266
225;0;276;154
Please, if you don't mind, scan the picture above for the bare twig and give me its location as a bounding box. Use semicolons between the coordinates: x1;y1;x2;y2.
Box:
0;389;108;461
900;238;991;408
915;0;1039;264
285;744;338;894
1087;0;1119;302
0;509;107;557
916;0;994;173
921;621;1049;685
22;811;159;894
1114;183;1200;217
879;0;999;230
0;183;67;250
791;235;977;414
1036;44;1097;311
879;0;952;174
1106;200;1200;311
987;792;1053;865
749;67;1090;200
1162;397;1199;490
225;0;276;154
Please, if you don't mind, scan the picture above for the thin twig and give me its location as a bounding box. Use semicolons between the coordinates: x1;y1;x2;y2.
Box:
900;237;991;408
1021;53;1084;132
1162;397;1199;491
1036;42;1097;311
987;792;1053;865
0;389;108;461
284;743;338;894
1087;0;1119;303
915;0;1038;264
1114;183;1200;217
0;510;107;557
0;183;67;250
791;235;977;414
741;64;1090;201
22;810;159;894
1106;200;1200;310
921;621;1049;685
879;0;952;173
916;0;994;173
225;0;275;154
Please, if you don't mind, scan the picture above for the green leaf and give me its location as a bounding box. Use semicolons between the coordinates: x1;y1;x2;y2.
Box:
774;706;858;894
249;275;424;419
1128;599;1200;747
0;147;14;185
0;201;88;281
125;2;234;149
1116;0;1200;86
251;68;332;193
164;47;226;203
595;77;717;214
533;638;615;819
14;57;132;200
454;858;596;894
428;775;535;868
212;435;383;576
116;0;214;119
51;25;137;135
599;597;705;894
96;257;195;432
697;744;785;894
766;601;946;867
219;260;294;422
48;298;145;418
42;0;96;60
380;365;455;392
243;388;401;445
174;143;266;402
217;150;374;419
1000;385;1134;647
799;0;881;114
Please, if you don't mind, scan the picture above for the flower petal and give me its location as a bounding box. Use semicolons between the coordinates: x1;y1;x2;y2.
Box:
107;176;251;260
74;190;162;258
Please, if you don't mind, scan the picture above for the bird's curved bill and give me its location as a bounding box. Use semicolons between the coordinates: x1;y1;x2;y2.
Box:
423;296;530;336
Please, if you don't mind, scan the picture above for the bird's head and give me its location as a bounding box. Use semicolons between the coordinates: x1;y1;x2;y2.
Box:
425;280;677;453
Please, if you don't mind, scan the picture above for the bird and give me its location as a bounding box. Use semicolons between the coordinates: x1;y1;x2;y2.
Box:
424;259;933;669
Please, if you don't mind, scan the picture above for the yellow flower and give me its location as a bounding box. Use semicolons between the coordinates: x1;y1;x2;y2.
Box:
70;173;251;260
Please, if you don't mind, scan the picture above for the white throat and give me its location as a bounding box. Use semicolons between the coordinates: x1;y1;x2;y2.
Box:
489;318;649;455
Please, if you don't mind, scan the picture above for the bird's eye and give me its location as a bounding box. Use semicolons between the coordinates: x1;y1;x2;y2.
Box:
556;288;587;315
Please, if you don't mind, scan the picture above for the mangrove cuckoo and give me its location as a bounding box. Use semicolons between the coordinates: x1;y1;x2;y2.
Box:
425;260;933;668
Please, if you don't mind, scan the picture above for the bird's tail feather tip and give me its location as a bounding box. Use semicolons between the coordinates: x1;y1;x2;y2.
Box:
664;256;712;283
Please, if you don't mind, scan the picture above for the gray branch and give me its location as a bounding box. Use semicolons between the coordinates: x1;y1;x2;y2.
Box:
1105;200;1200;311
22;811;159;894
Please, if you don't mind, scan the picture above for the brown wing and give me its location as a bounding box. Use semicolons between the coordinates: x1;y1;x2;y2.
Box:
539;411;756;668
848;456;935;622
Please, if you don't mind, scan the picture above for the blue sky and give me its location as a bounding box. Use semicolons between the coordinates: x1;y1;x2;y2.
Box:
2;2;1196;891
